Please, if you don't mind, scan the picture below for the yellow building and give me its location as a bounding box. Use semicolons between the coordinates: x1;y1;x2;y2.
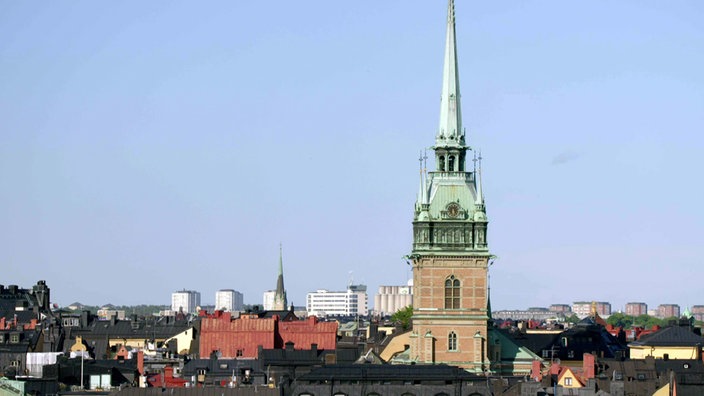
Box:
629;325;703;360
557;367;585;389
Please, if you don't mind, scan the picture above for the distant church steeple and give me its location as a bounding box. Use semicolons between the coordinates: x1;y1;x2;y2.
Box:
272;244;288;310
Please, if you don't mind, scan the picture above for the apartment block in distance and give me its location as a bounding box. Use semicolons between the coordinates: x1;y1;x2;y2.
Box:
625;302;648;317
549;304;572;314
691;305;704;322
215;289;243;312
171;289;201;314
572;301;612;318
657;304;680;319
306;284;368;317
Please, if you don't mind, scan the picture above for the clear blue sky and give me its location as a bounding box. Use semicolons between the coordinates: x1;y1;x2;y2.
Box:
2;1;702;312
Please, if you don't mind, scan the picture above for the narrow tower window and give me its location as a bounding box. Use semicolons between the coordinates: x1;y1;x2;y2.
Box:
444;275;460;309
439;156;446;171
448;331;457;351
449;155;455;171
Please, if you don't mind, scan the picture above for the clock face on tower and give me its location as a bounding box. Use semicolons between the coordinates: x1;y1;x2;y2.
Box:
447;202;460;218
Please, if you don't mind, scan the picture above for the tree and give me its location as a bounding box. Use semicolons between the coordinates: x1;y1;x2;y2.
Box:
391;305;413;330
607;313;634;328
633;314;665;329
565;314;580;324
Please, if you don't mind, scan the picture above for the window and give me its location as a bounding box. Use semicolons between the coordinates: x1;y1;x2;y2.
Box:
236;349;243;357
448;332;457;351
9;333;19;344
444;276;460;309
564;377;572;386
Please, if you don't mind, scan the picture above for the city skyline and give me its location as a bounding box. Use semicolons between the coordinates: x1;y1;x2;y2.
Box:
2;1;703;311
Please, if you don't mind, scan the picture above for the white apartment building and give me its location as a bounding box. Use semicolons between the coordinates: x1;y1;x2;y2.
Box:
373;281;413;316
307;284;368;317
262;290;276;310
171;289;201;314
215;289;244;312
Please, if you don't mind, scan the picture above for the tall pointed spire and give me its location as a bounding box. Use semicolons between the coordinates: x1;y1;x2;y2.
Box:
273;243;288;310
417;151;425;209
476;151;484;206
436;0;464;147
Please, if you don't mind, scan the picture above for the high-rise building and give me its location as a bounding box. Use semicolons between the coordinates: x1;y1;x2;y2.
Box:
408;0;491;373
625;302;648;317
374;281;413;317
171;289;201;314
215;289;243;312
306;284;368;317
657;304;680;319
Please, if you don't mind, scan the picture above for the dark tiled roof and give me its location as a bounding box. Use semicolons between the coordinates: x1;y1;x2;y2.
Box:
182;358;261;377
297;364;479;381
630;326;704;347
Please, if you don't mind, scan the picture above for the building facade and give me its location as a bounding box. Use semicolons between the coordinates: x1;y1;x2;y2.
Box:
306;285;368;317
199;311;337;359
171;290;200;314
262;290;276;311
549;304;572;314
408;0;492;374
625;302;648;317
657;304;680;319
215;289;243;312
493;308;564;322
572;301;611;318
691;305;704;322
373;282;413;317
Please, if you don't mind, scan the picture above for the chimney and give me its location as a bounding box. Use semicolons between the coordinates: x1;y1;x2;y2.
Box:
531;360;543;381
583;353;595;379
137;350;144;375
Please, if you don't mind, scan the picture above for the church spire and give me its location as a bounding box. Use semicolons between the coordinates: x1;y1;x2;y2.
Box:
436;0;464;148
273;243;287;310
476;151;484;206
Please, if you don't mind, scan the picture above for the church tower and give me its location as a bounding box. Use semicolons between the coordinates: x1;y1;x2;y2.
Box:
272;244;288;310
409;0;491;373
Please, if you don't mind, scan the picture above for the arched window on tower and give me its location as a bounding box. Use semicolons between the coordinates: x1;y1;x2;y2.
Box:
448;331;457;351
444;275;460;309
448;155;455;171
439;156;445;171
